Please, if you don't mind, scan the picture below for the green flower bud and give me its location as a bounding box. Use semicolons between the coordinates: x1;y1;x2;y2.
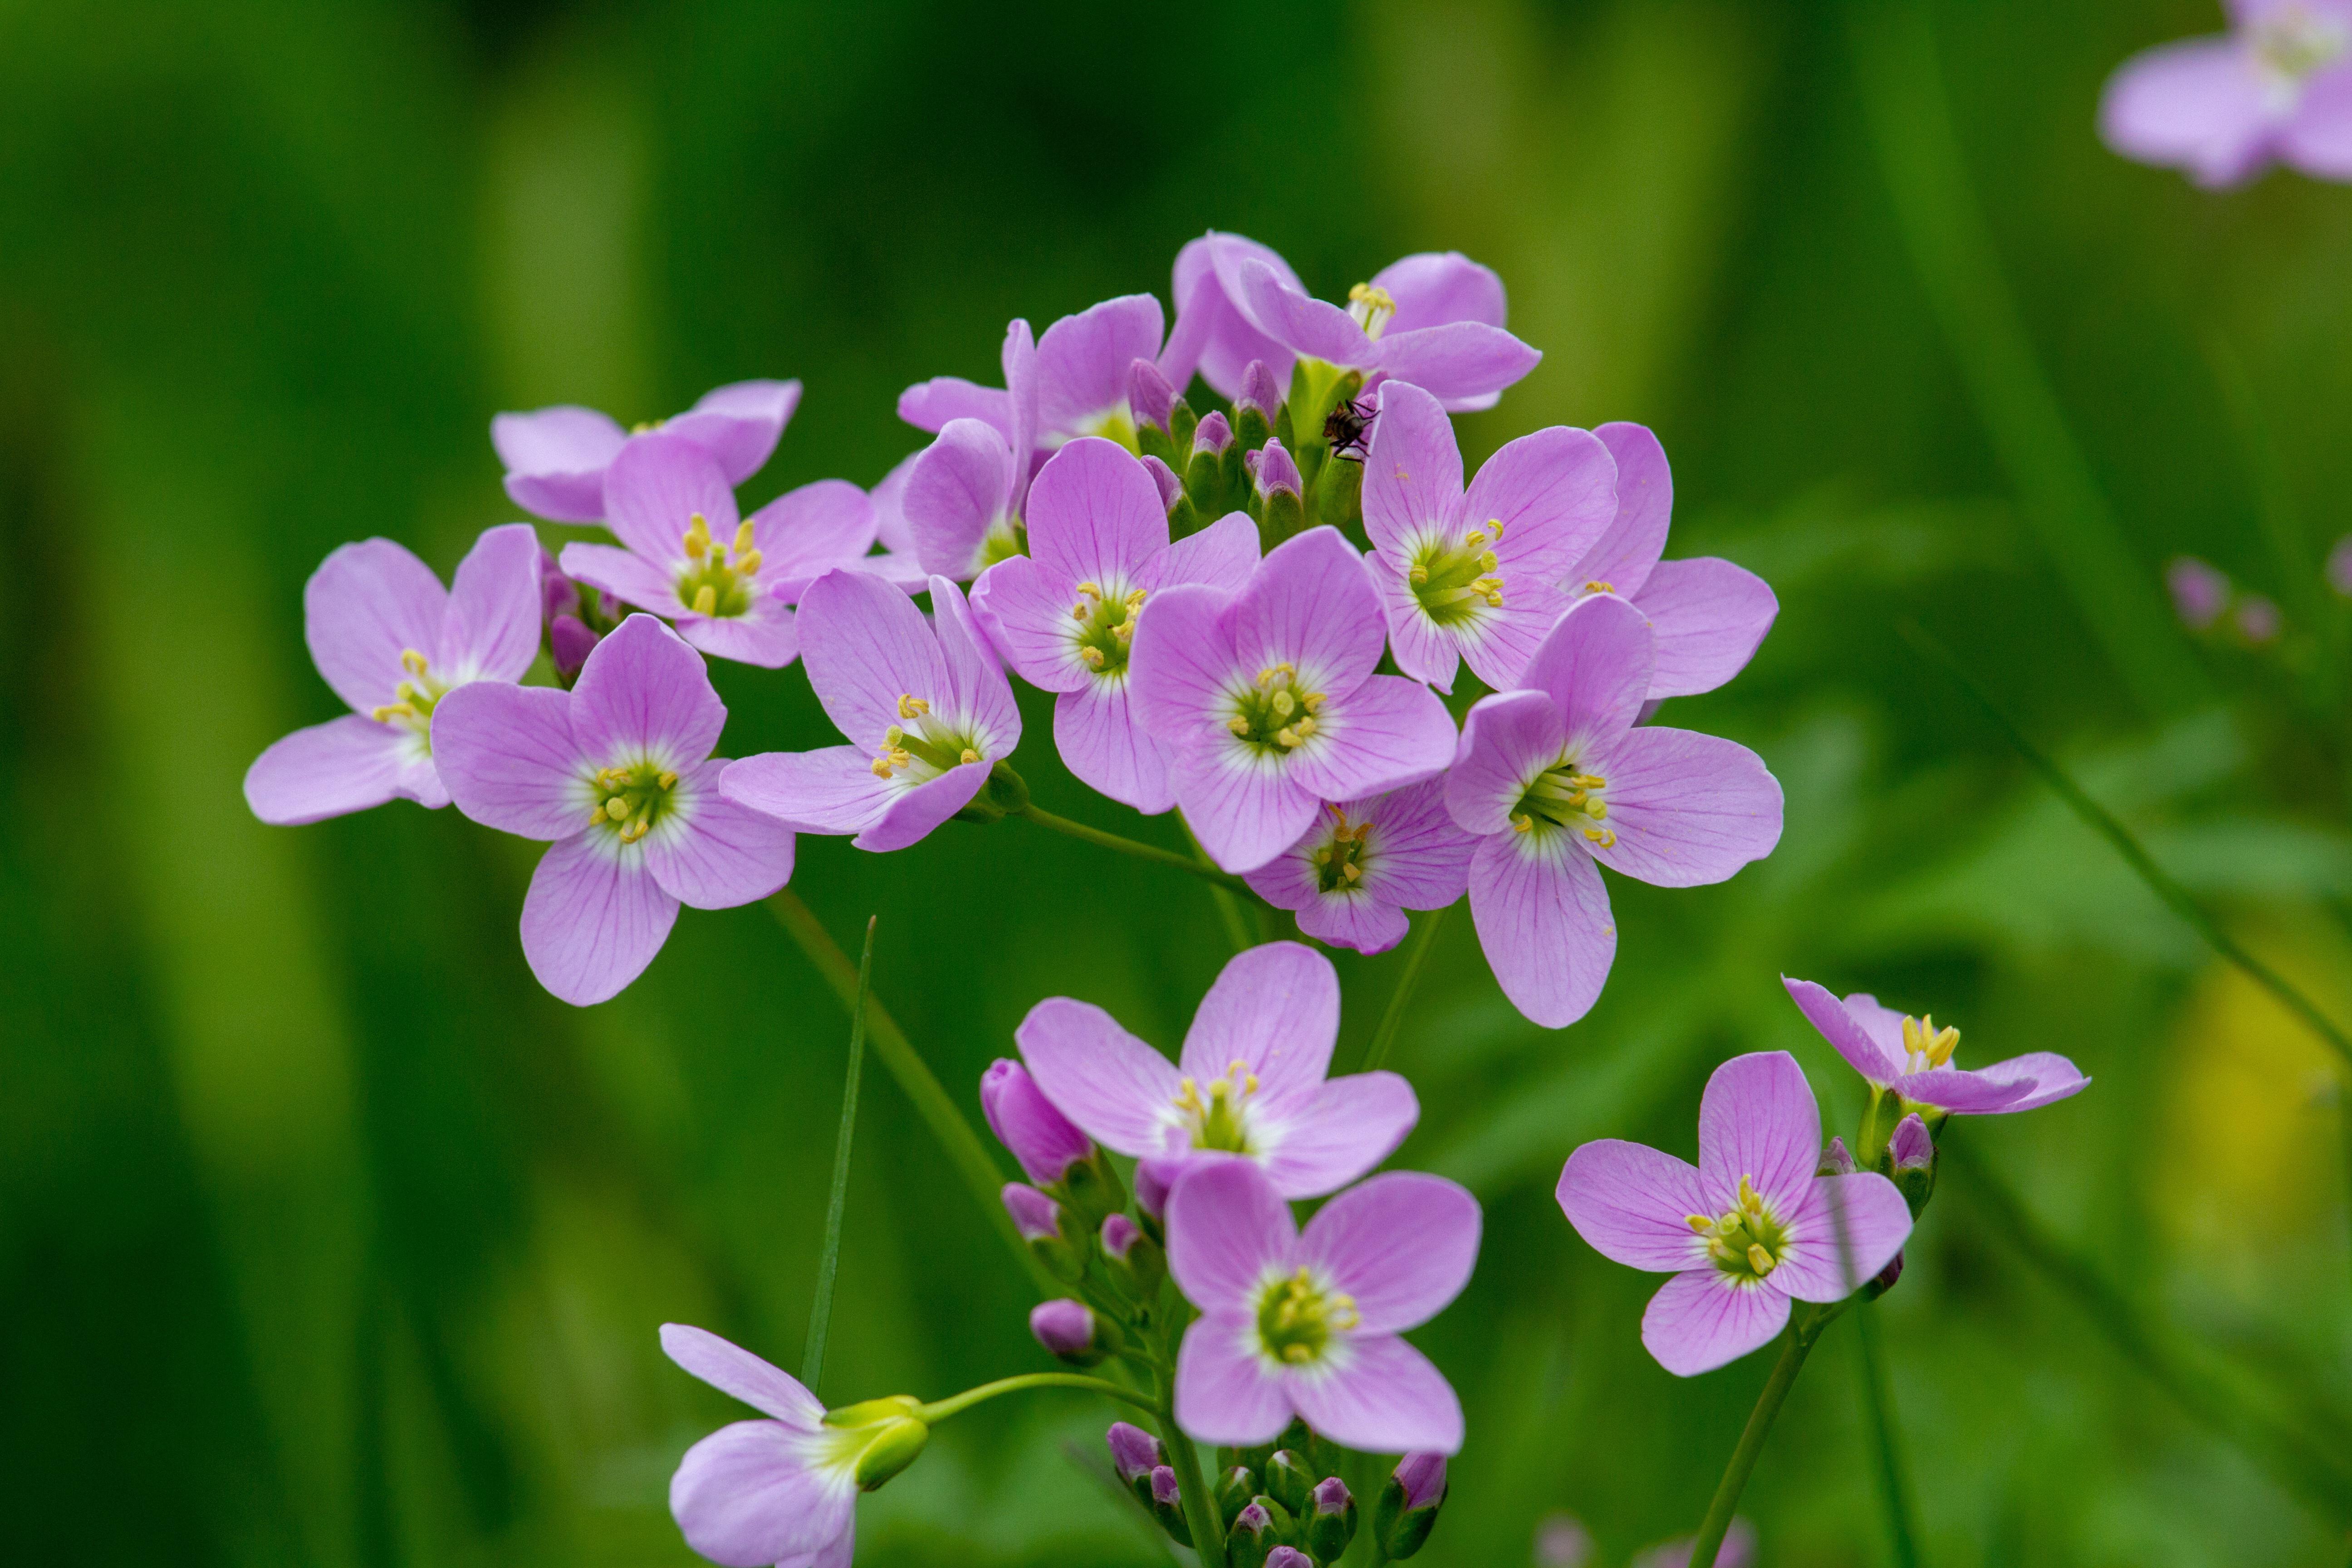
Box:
821;1396;930;1492
1262;1449;1315;1520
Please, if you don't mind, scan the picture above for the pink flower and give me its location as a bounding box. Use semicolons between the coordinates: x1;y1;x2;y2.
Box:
1782;978;2088;1117
900;319;1039;579
980;1058;1094;1185
493;379;800;523
1128;526;1458;873
429;615;794;1005
245;524;543;825
1446;594;1783;1028
967;437;1259;812
1165;1158;1480;1452
557;431;877;669
719;569;1021;853
2101;0;2352;187
1242;780;1475;955
902;294;1173;454
2167;555;2232;628
1557;1052;1912;1376
1360;380;1618;694
1016;942;1416;1199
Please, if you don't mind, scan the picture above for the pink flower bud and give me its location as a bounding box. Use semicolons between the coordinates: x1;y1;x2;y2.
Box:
2235;594;2281;643
1816;1136;1856;1177
1254;439;1302;501
550;614;601;682
1129;358;1179;432
1000;1182;1064;1243
2166;556;2230;629
1102;1212;1144;1260
1237;359;1283;423
1266;1549;1313;1568
1192;410;1233;456
1139;453;1183;513
1106;1421;1164;1484
1890;1113;1933;1171
1393;1452;1447;1511
980;1058;1093;1184
1029;1298;1113;1364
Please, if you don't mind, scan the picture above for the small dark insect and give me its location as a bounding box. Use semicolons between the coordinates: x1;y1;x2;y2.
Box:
1323;395;1375;459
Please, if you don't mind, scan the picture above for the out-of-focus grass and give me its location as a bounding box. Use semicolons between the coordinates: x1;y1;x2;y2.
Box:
3;1;2351;1565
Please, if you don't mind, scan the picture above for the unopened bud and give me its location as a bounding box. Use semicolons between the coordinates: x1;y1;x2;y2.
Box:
1535;1510;1594;1567
1375;1452;1447;1559
1139;453;1183;513
538;547;579;619
1235;358;1283;450
1191;409;1233;457
1227;1497;1292;1568
1890;1112;1936;1215
1128;358;1179;433
980;1058;1092;1185
822;1396;929;1491
550;613;601;684
1816;1136;1856;1177
1102;1212;1166;1299
1305;1475;1358;1562
1148;1465;1192;1546
1253;438;1306;543
1263;1449;1315;1519
1028;1298;1121;1367
1215;1464;1259;1529
1134;1158;1179;1227
1106;1421;1164;1499
1000;1183;1083;1280
1866;1246;1906;1300
1265;1549;1313;1568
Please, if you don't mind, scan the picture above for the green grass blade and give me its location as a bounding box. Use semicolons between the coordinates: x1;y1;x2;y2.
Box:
801;916;876;1395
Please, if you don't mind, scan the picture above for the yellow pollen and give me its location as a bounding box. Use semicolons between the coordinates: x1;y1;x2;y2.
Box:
371;702;415;723
1228;716;1250;735
1584;827;1616;847
1685;1214;1714;1233
1275;726;1300;748
691;585;717;616
731;520;755;556
1512;814;1534;833
1738;1176;1764;1216
684;513;711;559
399;648;429;677
657;771;677;790
897;694;931;719
1341;862;1361;882
1901;1014;1961;1068
1081;646;1106;668
959;747;980;765
1584;579;1614;594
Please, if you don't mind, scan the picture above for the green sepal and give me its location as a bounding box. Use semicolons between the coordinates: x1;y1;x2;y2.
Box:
1262;1450;1315;1519
1057;1148;1128;1229
1235;402;1272;453
1215;1465;1259;1529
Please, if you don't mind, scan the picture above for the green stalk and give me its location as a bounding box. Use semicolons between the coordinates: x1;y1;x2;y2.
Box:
1180;812;1259;956
913;1372;1159;1424
1852;1303;1922;1568
767;890;1056;1295
1900;620;2352;1071
1154;1358;1225;1562
1014;802;1264;900
1358;905;1448;1073
1686;1311;1833;1567
800;916;875;1394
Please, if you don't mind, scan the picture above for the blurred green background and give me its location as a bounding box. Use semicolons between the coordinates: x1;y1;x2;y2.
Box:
5;0;2352;1563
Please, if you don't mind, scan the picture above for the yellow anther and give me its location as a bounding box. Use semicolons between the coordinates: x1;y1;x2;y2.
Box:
1341;862;1361;883
1738;1176;1764;1215
370;702;414;723
1464;529;1485;548
1075;580;1101;596
1124;589;1147;609
1275;727;1301;748
1071;602;1091;622
1488;518;1505;538
732;520;756;557
1271;690;1295;717
1294;716;1317;740
399;648;429;676
1302;692;1325;714
1686;1214;1715;1234
1228;716;1250;736
1584;827;1616;847
1081;646;1106;669
619;818;650;844
959;748;980;765
1584;579;1614;594
738;549;762;574
656;771;677;790
869;757;894;779
691;585;718;616
1408;565;1429;584
1746;1243;1775;1276
684;513;712;559
897;694;931;719
1512;814;1534;833
605;798;631;821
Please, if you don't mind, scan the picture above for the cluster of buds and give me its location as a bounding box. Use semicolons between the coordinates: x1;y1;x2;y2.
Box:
537;547;622;686
985;1060;1152;1297
1129;354;1362;548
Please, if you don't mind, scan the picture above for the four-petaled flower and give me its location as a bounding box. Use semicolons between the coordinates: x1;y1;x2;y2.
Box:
1243;779;1475;955
430;614;795;1005
969;437;1259;812
1446;594;1783;1028
1129;525;1458;873
1782;977;2089;1118
1557;1052;1913;1376
719;569;1021;852
1361;380;1618;694
245;524;543;824
2101;0;2352;188
902;294;1172;455
1165;1157;1480;1453
493;379;801;523
901;319;1039;578
1016;941;1417;1199
559;431;877;669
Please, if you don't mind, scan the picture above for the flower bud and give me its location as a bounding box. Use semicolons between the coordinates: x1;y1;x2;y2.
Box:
1305;1475;1358;1562
1816;1136;1857;1177
1374;1452;1447;1559
1890;1112;1936;1215
1148;1465;1192;1546
1106;1421;1164;1501
1029;1298;1122;1367
539;547;579;619
1252;439;1306;543
1000;1182;1083;1280
1102;1212;1166;1299
980;1059;1093;1185
1139;453;1183;513
1227;1496;1292;1568
1134;1158;1179;1225
2166;556;2230;630
1215;1464;1259;1529
1191;410;1233;458
1235;358;1283;450
822;1395;930;1491
1265;1548;1313;1568
550;613;602;684
1262;1448;1315;1519
1128;357;1179;433
1866;1246;1906;1300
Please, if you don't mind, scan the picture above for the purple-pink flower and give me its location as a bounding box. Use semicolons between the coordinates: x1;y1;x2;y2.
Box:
902;294;1170;454
429;614;794;1005
556;431;876;669
1128;526;1458;873
492;379;801;524
2102;0;2352;187
1166;232;1539;412
1016;942;1416;1199
968;437;1259;811
1360;380;1617;693
719;569;1020;852
2167;555;2233;629
1782;977;2088;1118
1242;780;1475;955
1165;1158;1479;1452
1559;423;1779;700
900;319;1038;578
980;1058;1094;1186
1446;594;1783;1028
1557;1052;1912;1376
245;524;543;825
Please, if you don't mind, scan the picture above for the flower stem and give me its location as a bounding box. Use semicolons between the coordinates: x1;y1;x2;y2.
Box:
913;1372;1159;1425
1015;802;1265;899
1180;811;1259;956
1687;1311;1831;1568
800;915;875;1395
1152;1348;1225;1563
1900;620;2352;1072
766;890;1057;1296
1851;1302;1921;1568
1358;905;1447;1074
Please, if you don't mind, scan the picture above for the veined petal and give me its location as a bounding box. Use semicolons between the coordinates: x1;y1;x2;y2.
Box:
1373;553;1462;694
1169;235;1296;398
1782;978;1906;1085
430;682;587;839
1452;580;1574;694
1348;777;1477;909
1372;321;1540;409
1016;996;1186;1158
1054;683;1175;813
1466;828;1616;1029
680;602;801;671
1696;1051;1821;1218
1128;581;1241;737
665;378;801;485
559;541;686;618
1288;891;1411;955
1178;941;1338;1115
1521;592;1652;755
1025;437;1168;586
660;1323;825;1428
1146;508;1260;593
1459;425;1618;583
929;576;1020;752
642;760;795;909
1370;251;1507;334
1036;294;1164;441
1289;1333;1464;1455
904;418;1018;580
669;1419;856;1568
1361;381;1466;557
1957;1051;2089;1113
1640;1269;1790;1377
1255;1071;1418;1197
1771;1172;1912;1303
1170;745;1322;874
1165;1157;1298;1310
749;479;880;581
898;376;1015;441
968;556;1090;692
245;715;419;825
1286;675;1457;804
440;522;547;683
1212;240;1371;365
1568;423;1673;599
1300;1171;1478;1333
795;568;952;747
1558;1140;1713;1273
304;538;448;715
603;431;739;568
2280;68;2352;178
1584;727;1783;888
520;833;680;1006
720;747;892;837
1637;557;1778;699
855;759;990;852
1229;527;1390;702
571;614;726;765
1174;1312;1294;1446
1446;690;1566;836
1888;1067;2043;1116
492;405;626;522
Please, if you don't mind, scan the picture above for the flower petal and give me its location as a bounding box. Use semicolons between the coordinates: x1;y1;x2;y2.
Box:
1179;941;1339;1113
1229;527;1389;699
1369;553;1461;694
1287;674;1458;804
1373;322;1541;409
929;576;1021;751
1025;436;1169;587
1036;294;1164;440
969;556;1089;692
519;833;680;1006
1361;381;1466;558
1446;690;1565;836
1466;828;1616;1029
1174;1312;1294;1446
603;431;739;567
642;761;795;909
1165;1156;1298;1311
669;1419;854;1568
680;602;801;670
304;538;448;715
856;760;991;853
1888;1067;2044;1116
1958;1051;2090;1113
796;568;951;748
897;377;1015;441
749;478;881;582
2099;36;2275;187
1350;778;1477;909
1146;508;1260;593
1637;557;1778;699
1782;978;1905;1085
1212;239;1370;365
571;614;725;764
1569;422;1673;599
1557;1139;1713;1273
1584;726;1782;888
1521;592;1653;755
660;1323;824;1427
559;541;684;617
1300;1171;1479;1333
1289;1333;1464;1455
1459;424;1617;583
719;746;892;837
1771;1172;1912;1303
440;523;548;683
245;715;419;825
1169;746;1323;874
904;418;1018;579
1696;1051;1821;1217
1640;1269;1790;1377
492;405;626;522
1054;682;1175;813
1129;582;1241;738
429;681;586;839
1289;892;1411;955
2281;68;2352;179
1016;996;1186;1158
1370;251;1507;334
1255;1071;1419;1198
665;378;802;485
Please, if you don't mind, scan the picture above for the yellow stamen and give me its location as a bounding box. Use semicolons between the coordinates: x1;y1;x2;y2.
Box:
691;585;717;616
959;748;980;765
1746;1243;1775;1276
1512;814;1534;833
1584;580;1614;594
399;648;429;677
897;694;931;719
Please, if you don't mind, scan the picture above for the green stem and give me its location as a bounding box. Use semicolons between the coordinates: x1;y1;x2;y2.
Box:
1359;905;1447;1073
1900;620;2352;1072
1852;1302;1922;1568
1687;1312;1831;1568
914;1372;1158;1425
800;916;875;1394
1180;812;1258;956
1016;802;1264;899
766;890;1056;1296
1155;1356;1225;1563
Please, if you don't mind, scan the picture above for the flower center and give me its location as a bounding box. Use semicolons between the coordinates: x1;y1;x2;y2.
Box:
1310;804;1373;893
2254;6;2349;83
588;760;681;845
1408;521;1506;626
1172;1057;1260;1152
1224;664;1327;754
978;515;1028;573
1346;283;1397;341
1686;1175;1791;1284
1899;1014;1960;1076
1510;760;1615;849
1070;580;1147;678
868;693;985;781
674;512;762;619
1255;1266;1360;1366
369;649;451;740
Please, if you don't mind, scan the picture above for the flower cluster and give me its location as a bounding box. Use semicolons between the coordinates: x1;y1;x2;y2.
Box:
248;228;1781;1030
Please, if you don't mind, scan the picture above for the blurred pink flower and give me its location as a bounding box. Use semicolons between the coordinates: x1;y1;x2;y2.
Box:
2101;1;2352;187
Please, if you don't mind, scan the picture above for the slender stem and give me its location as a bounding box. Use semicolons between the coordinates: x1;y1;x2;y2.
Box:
766;890;1057;1296
1155;1357;1225;1562
1900;620;2352;1072
913;1372;1158;1425
1852;1303;1922;1568
1688;1313;1828;1567
1016;802;1264;899
801;916;875;1395
1180;811;1258;956
1359;905;1448;1074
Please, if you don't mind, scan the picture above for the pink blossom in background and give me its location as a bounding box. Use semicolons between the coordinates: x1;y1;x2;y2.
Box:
493;378;800;523
1243;779;1475;955
2101;0;2352;186
2167;555;2233;628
